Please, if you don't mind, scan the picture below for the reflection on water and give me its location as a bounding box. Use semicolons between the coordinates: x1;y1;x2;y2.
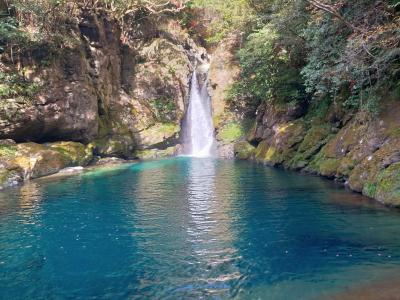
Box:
19;182;42;209
0;182;42;217
186;159;241;297
1;158;400;299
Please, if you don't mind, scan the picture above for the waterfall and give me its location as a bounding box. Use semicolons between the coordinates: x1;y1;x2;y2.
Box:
182;70;216;157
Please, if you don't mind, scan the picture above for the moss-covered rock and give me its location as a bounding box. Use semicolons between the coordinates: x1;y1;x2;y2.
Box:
136;123;180;150
93;135;135;159
216;118;254;158
363;182;378;199
298;125;331;156
374;163;400;206
49;141;93;166
255;120;305;166
0;140;94;187
217;122;244;144
236;98;400;206
28;150;71;179
348;138;400;193
13;142;94;179
234;141;256;160
319;158;341;178
134;146;176;160
288;125;332;170
0;140;18;157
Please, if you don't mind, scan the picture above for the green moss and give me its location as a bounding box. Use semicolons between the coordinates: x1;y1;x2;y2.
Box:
306;150;340;178
0;71;42;100
157;123;179;136
213;114;223;129
0;144;17;157
148;97;176;122
288;153;309;170
49;142;93;166
374;163;400;206
255;143;286;166
319;158;340;178
217;122;244;143
138;123;180;149
363;182;377;198
234;141;255;160
387;127;400;137
297;125;331;154
93;136;134;159
337;157;357;177
288;125;331;170
134;146;176;160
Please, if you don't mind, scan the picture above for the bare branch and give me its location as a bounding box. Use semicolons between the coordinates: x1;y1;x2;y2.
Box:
144;0;190;14
308;0;359;32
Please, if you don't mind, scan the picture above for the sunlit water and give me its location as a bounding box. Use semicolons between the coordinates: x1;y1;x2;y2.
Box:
1;158;400;299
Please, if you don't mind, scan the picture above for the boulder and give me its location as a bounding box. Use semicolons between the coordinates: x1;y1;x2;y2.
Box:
234;141;256;160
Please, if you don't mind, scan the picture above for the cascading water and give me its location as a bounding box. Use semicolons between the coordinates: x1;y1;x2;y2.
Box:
182;68;216;157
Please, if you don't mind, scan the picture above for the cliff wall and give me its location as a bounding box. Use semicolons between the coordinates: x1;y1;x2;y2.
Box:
0;9;206;188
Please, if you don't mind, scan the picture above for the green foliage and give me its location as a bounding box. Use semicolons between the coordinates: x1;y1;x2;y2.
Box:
0;72;42;99
222;0;309;110
217;122;243;143
1;0;188;51
189;0;257;44
301;0;400;113
229;24;306;106
0;17;30;46
148;97;177;122
0;144;17;157
363;182;377;198
225;0;399;115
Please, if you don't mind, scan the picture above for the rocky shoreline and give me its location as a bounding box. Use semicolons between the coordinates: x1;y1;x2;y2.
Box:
0;139;138;190
233;99;400;207
1;7;399;208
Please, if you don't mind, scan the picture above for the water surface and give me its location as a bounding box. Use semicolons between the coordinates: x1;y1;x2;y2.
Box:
1;158;400;299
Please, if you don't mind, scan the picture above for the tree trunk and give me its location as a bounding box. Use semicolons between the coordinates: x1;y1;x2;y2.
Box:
0;0;9;16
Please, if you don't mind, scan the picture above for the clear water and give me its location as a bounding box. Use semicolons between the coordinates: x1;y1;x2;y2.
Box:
1;158;400;300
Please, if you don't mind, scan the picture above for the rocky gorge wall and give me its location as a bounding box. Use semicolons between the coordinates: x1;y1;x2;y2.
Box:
1;8;399;208
233;98;400;207
0;9;208;189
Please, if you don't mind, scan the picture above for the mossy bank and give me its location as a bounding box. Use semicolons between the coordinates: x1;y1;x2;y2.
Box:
233;100;400;207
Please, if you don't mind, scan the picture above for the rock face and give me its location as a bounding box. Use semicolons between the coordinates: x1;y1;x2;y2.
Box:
0;10;210;189
208;33;254;158
209;33;241;122
0;140;93;189
0;11;206;157
237;100;400;206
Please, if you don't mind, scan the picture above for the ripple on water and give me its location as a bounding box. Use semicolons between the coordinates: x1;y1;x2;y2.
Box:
1;158;400;299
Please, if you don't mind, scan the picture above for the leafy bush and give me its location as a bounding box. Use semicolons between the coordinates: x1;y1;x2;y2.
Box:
0;72;42;99
148;97;177;122
229;24;306;107
223;0;399;115
301;0;400;113
189;0;257;44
